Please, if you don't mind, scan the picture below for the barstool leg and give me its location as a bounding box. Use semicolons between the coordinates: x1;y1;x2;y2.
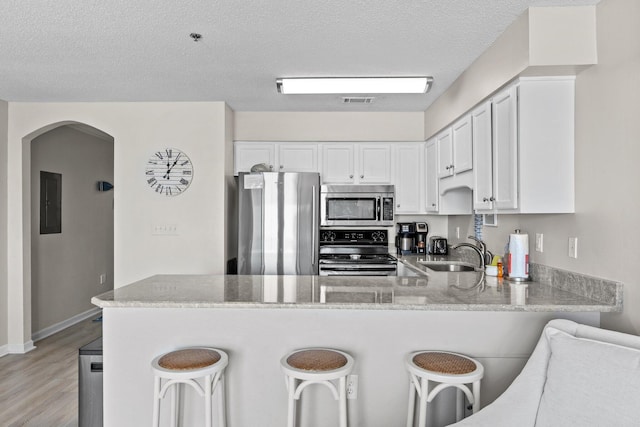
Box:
286;376;297;427
417;378;428;427
204;374;213;427
472;381;481;413
218;373;227;427
339;376;348;427
153;376;161;427
170;383;182;427
456;388;464;421
406;380;416;427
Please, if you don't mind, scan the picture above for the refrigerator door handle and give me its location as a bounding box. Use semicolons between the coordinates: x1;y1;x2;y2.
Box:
311;185;316;266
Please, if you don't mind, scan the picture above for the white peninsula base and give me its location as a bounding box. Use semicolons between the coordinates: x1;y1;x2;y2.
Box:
102;307;598;427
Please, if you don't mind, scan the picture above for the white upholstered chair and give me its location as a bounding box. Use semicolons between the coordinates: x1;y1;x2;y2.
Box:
450;319;640;427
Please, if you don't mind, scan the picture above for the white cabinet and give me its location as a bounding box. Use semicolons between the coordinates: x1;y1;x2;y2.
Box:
278;144;318;172
472;101;495;210
425;139;439;213
358;144;392;184
321;144;355;183
473;77;575;214
321;143;393;184
234;143;276;174
394;144;423;214
437;116;473;179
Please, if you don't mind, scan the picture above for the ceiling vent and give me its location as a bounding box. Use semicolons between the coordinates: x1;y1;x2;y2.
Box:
342;96;375;104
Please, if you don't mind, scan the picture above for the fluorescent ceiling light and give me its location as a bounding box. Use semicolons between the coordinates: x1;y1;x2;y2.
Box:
276;77;433;94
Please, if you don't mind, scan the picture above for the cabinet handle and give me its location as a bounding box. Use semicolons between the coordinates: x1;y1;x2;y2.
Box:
397;204;400;208
489;197;495;202
269;165;274;170
360;175;364;179
279;165;284;169
445;166;450;170
431;203;436;207
349;174;354;179
483;197;489;202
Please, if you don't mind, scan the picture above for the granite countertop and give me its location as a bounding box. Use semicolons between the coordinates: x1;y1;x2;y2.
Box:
92;260;623;312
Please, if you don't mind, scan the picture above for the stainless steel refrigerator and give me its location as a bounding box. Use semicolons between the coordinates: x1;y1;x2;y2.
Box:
237;172;320;275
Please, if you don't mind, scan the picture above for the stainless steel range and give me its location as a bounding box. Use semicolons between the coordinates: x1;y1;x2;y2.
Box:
319;229;397;276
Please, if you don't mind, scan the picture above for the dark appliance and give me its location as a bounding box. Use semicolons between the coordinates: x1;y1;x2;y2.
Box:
429;236;449;255
79;337;103;427
319;229;397;276
415;222;429;254
396;222;417;255
320;185;394;227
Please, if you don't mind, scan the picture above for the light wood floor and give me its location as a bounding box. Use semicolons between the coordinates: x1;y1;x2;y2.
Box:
0;317;102;427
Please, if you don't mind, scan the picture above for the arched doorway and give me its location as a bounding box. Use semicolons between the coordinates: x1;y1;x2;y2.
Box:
29;123;114;340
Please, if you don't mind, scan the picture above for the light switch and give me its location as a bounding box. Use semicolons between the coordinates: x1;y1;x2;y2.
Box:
568;237;578;258
535;233;543;252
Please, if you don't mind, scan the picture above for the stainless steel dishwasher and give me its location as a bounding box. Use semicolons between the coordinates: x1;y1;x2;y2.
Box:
78;336;103;426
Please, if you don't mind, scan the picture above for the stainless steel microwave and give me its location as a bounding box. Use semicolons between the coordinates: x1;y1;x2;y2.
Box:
320;185;394;227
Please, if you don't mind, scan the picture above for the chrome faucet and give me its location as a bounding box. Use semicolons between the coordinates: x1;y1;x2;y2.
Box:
451;236;489;269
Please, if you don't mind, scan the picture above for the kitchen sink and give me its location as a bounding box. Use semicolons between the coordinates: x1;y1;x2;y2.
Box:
418;261;477;272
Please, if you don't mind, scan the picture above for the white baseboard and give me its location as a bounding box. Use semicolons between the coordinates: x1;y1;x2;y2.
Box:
0;344;8;358
5;340;36;355
31;307;102;342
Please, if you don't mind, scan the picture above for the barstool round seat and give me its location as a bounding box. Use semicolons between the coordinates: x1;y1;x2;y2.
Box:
406;351;484;427
152;347;228;427
281;348;354;427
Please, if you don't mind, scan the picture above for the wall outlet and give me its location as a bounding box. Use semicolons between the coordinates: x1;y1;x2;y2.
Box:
568;237;578;258
535;233;543;252
99;273;107;285
346;374;358;399
152;224;179;235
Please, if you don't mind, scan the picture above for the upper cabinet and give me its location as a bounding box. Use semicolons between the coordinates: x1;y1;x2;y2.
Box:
322;143;392;184
473;77;575;214
321;144;355;183
278;144;319;173
394;144;423;214
438;116;473;179
234;143;276;174
424;139;439;213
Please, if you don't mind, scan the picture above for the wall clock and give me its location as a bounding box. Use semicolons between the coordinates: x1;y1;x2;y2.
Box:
145;148;193;196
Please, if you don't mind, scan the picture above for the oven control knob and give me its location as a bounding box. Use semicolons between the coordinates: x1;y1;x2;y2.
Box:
321;231;336;242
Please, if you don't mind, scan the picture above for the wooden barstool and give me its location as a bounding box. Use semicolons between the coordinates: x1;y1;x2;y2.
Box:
281;348;355;427
405;351;484;427
151;347;228;427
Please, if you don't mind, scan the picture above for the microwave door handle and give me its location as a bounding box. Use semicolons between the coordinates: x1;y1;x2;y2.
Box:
377;197;381;221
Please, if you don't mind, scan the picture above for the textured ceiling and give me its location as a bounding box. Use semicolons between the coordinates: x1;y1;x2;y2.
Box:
0;0;599;112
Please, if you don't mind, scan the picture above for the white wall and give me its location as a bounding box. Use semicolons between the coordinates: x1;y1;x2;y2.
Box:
0;100;7;352
445;0;640;335
235;111;425;141
424;6;597;139
6;102;233;348
30;125;114;333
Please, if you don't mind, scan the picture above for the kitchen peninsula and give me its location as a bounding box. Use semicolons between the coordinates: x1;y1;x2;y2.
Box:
93;272;620;427
92;272;621;427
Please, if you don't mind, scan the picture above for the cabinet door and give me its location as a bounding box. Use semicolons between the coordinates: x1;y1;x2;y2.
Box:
394;144;422;214
436;128;453;178
234;143;276;175
425;139;439;212
278;144;318;172
452;115;473;174
321;144;355;183
492;86;518;210
358;144;392;183
472;101;493;210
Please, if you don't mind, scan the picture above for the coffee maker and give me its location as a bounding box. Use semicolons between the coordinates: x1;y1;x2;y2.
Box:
396;222;417;255
415;222;429;254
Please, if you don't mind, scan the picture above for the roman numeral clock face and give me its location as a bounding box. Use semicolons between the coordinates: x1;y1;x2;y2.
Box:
145;148;193;196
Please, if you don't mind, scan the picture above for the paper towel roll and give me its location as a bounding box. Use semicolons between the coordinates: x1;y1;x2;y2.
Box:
508;231;529;279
